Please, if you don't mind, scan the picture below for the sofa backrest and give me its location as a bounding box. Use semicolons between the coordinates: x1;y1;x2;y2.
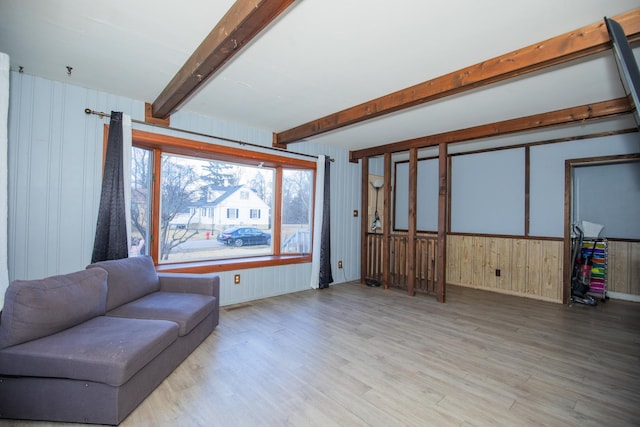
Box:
86;256;160;311
0;268;108;350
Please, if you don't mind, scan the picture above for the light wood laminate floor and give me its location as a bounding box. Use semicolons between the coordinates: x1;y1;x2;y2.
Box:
2;283;639;426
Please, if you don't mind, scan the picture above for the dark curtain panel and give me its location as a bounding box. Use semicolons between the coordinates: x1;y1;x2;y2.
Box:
318;157;333;288
91;112;128;262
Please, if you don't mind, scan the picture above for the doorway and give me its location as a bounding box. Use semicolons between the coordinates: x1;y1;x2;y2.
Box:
564;153;640;303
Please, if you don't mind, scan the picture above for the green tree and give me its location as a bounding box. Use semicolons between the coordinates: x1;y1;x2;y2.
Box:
202;161;239;186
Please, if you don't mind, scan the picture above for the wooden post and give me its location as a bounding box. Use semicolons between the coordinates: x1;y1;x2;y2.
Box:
360;157;369;284
437;142;447;303
563;159;572;305
407;148;417;296
382;153;392;289
525;147;530;237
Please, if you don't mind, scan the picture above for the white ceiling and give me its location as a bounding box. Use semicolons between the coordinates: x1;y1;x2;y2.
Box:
1;0;638;155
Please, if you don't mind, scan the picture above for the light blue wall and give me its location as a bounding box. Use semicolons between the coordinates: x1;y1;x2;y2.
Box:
7;72;362;305
395;158;439;231
391;133;639;238
529;134;640;237
451;148;526;235
572;161;640;239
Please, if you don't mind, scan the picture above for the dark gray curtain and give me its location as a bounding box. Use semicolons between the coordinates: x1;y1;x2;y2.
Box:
91;112;128;262
318;157;333;288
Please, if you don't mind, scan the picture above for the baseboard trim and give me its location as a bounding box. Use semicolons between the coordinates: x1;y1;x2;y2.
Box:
606;291;640;303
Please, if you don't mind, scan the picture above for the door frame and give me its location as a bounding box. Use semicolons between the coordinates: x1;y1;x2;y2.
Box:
563;153;640;303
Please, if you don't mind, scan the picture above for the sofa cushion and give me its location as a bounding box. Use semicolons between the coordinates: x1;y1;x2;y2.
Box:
87;256;160;311
0;268;108;350
0;316;179;387
107;292;216;336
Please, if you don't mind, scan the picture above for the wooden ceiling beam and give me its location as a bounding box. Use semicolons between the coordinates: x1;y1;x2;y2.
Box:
152;0;295;119
275;8;640;147
349;97;633;162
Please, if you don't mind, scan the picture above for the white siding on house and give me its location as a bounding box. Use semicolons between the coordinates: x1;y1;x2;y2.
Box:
170;185;270;231
216;187;269;229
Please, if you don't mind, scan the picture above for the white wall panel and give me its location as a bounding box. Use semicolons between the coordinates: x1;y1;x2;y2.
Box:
7;73;361;306
0;52;9;307
7;73;143;280
297;141;362;284
209;263;314;307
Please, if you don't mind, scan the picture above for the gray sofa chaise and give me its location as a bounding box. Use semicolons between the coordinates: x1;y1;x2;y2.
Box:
0;256;219;425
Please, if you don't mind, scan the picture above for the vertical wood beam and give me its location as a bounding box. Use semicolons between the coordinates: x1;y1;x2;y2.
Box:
407;148;417;296
525;147;530;236
437;142;448;303
382;153;392;289
274;167;283;256
150;148;163;264
360;157;369;284
563;159;572;305
145;102;170;127
446;155;452;240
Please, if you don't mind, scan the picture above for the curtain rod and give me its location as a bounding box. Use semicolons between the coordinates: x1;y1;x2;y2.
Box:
84;108;333;162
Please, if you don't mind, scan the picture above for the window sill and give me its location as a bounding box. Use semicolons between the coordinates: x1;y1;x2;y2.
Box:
155;254;312;274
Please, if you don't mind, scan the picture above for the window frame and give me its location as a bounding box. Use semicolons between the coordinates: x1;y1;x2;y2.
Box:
130;128;316;273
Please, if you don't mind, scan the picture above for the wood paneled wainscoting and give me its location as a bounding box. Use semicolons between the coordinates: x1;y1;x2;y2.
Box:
365;232;384;286
368;234;639;303
366;233;438;295
447;234;564;303
608;240;640;298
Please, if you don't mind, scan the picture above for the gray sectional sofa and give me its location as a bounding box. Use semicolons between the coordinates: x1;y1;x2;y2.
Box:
0;256;219;425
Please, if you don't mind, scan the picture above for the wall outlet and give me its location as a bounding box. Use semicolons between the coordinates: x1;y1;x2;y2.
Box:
495;269;501;277
338;260;343;269
234;274;240;285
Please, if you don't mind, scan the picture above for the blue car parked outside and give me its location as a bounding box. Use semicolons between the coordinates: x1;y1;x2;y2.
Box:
217;227;271;247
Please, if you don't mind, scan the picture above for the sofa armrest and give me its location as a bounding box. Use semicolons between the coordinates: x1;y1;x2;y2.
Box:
157;273;220;299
